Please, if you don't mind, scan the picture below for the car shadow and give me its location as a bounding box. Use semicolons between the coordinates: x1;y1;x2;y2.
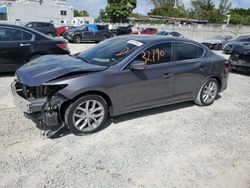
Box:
0;73;15;77
49;101;195;139
230;70;250;76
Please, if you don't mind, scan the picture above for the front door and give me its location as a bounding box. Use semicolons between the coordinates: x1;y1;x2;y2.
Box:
117;42;175;113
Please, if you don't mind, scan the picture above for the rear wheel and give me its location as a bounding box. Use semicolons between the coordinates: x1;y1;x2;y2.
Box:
100;35;108;42
65;95;108;135
73;35;82;43
195;78;219;106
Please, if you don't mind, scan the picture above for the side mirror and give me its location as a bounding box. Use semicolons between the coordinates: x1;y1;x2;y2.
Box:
130;61;147;70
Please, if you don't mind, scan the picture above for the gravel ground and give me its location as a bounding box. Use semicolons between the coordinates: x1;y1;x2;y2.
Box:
0;43;250;188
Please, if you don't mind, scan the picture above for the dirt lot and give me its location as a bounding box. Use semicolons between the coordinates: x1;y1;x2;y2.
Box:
0;43;250;188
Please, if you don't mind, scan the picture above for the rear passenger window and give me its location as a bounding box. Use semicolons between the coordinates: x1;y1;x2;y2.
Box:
97;25;106;30
175;42;204;61
0;27;21;41
22;31;33;41
135;43;172;65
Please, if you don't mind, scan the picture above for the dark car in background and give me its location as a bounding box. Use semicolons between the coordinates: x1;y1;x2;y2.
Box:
11;35;229;136
56;26;76;36
0;24;69;72
202;35;234;50
26;22;57;37
157;31;183;38
223;35;250;54
229;43;250;72
63;24;112;43
111;25;133;36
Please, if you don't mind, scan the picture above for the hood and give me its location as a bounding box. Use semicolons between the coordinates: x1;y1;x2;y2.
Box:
16;55;107;87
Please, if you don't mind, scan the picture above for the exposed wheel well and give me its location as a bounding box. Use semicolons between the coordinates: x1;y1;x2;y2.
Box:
59;91;112;122
211;76;222;91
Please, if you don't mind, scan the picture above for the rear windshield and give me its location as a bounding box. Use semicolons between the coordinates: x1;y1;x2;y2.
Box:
77;38;143;67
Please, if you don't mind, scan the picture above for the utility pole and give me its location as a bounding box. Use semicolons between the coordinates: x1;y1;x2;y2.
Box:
174;0;178;9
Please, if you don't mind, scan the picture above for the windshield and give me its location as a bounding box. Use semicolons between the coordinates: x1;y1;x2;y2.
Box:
208;36;224;40
77;38;143;67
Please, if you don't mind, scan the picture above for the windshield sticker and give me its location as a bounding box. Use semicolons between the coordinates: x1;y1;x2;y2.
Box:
127;40;143;47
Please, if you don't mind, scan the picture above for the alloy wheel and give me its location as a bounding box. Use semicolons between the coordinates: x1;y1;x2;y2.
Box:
201;81;218;104
73;100;105;132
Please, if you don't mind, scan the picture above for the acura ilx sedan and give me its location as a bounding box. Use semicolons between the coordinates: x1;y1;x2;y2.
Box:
11;35;230;136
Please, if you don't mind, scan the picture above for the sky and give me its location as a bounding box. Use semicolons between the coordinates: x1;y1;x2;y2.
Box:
67;0;250;18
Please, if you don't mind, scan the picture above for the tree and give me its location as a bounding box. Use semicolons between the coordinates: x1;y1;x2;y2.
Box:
150;0;175;7
74;9;89;17
229;8;250;25
190;0;224;22
105;0;137;23
95;9;109;23
218;0;232;15
149;3;186;17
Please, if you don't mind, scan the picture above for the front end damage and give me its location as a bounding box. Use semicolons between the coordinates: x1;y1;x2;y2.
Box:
11;80;68;133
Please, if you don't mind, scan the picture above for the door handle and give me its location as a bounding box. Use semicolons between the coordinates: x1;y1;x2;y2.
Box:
20;43;31;47
162;72;174;79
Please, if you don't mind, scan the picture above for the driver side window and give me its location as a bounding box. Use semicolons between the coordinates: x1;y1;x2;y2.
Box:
134;43;172;65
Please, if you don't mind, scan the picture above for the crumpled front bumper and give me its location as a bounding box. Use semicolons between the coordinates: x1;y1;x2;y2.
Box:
11;81;65;128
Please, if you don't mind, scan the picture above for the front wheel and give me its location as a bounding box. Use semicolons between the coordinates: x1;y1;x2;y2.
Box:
65;95;108;134
73;35;82;43
195;78;219;106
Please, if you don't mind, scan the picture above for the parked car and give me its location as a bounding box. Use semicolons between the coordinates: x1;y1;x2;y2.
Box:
56;26;76;36
223;35;250;54
141;28;158;35
11;35;229;136
111;25;133;36
157;31;183;38
0;24;70;72
229;43;250;73
202;35;234;50
63;24;112;43
25;22;57;37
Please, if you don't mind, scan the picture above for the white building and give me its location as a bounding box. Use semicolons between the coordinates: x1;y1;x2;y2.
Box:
0;0;74;25
71;17;94;26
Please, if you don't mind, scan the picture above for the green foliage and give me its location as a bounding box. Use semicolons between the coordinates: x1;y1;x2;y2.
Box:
98;0;137;23
229;8;250;25
74;9;89;17
150;0;175;7
95;9;109;23
149;3;186;17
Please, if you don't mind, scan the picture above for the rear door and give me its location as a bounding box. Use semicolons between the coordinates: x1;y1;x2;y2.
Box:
0;27;33;72
172;42;209;100
118;42;175;112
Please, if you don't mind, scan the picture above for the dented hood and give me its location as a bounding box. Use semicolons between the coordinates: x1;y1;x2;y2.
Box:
16;55;107;86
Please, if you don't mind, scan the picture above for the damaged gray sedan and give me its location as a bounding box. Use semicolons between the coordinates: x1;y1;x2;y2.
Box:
11;35;230;136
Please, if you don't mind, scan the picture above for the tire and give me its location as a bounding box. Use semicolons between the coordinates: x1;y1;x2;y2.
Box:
73;35;82;43
29;54;43;62
100;35;108;42
213;44;219;50
65;95;108;135
195;78;219;106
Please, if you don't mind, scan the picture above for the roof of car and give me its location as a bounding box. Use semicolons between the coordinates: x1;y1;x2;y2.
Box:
115;34;199;45
0;23;50;38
